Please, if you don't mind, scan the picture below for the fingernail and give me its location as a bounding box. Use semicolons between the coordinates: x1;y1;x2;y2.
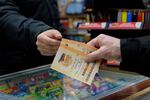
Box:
57;35;62;40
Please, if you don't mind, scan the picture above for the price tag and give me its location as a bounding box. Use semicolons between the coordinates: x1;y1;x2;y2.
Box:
108;22;143;29
78;22;107;30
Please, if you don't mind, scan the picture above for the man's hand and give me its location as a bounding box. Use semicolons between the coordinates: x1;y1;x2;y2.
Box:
36;29;62;56
85;34;121;62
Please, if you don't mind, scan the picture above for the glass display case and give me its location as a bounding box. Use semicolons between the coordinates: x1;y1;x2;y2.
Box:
0;65;149;100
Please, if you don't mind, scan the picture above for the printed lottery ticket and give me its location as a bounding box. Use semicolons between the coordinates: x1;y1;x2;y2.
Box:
51;39;100;85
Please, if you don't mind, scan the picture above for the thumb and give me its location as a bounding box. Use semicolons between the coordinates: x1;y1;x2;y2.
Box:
51;31;62;40
87;38;97;47
85;46;107;62
54;32;62;40
85;49;101;62
47;30;62;40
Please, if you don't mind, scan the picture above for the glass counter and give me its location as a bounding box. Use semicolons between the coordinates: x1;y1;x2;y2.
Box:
0;65;149;100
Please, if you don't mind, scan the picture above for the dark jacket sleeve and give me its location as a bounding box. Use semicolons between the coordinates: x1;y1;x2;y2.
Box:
120;35;150;77
0;0;51;51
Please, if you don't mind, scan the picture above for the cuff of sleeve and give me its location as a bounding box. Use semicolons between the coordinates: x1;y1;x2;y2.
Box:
120;38;140;72
28;22;52;53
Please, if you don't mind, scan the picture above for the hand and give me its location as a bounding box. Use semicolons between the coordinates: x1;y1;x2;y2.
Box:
85;34;121;62
36;29;62;56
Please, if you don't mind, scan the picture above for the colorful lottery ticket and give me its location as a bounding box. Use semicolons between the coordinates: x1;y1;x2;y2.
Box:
51;39;100;85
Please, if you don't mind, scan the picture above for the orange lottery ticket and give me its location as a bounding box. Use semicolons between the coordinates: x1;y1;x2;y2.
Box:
51;39;100;85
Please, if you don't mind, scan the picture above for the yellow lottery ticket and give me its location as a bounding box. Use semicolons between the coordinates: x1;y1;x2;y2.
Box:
51;39;100;85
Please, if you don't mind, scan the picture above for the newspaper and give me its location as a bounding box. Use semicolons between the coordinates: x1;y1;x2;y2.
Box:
51;39;100;85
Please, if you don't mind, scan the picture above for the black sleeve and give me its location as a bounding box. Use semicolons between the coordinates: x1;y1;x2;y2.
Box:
0;0;51;51
120;35;150;77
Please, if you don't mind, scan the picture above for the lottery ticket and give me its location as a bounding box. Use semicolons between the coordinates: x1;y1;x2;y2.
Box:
61;38;97;54
51;39;100;85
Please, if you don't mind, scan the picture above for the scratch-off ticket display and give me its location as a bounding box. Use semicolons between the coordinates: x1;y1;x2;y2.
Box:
0;65;148;100
0;65;64;100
